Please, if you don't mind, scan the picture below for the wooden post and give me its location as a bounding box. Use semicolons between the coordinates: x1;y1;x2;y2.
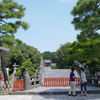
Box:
1;51;8;82
0;46;10;82
0;51;1;70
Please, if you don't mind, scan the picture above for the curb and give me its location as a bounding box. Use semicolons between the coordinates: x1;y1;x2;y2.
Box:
13;90;100;95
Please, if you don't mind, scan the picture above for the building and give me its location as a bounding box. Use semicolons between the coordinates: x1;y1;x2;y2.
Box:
44;60;51;67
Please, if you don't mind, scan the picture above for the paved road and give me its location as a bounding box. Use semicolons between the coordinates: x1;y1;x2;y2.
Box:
0;94;100;100
16;86;100;93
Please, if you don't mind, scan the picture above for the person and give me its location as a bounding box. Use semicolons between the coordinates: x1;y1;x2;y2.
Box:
68;67;77;96
80;68;87;96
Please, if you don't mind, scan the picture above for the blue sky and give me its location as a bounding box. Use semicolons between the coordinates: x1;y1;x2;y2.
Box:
14;0;79;53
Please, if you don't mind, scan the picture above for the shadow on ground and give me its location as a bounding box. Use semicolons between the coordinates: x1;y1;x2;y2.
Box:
38;94;100;100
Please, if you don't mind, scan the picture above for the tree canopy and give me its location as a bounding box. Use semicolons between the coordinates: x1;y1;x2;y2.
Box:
42;51;57;63
0;0;29;81
56;39;100;74
15;60;35;78
0;0;29;35
71;0;100;41
3;38;42;75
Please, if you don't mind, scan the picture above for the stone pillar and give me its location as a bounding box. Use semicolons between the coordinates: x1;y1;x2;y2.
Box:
39;72;42;86
24;69;30;90
11;64;17;92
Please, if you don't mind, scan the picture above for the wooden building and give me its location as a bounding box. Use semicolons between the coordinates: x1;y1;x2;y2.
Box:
44;60;51;67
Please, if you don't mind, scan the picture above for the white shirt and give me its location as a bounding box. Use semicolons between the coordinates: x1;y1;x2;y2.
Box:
81;72;87;82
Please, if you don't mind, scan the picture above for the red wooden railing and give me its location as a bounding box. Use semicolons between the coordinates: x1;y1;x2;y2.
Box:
44;77;80;87
13;80;24;91
0;75;3;81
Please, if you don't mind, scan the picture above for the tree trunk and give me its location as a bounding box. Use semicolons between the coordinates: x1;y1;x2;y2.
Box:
1;52;8;82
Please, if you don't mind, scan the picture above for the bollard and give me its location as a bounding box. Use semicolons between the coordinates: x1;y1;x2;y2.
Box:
24;69;30;90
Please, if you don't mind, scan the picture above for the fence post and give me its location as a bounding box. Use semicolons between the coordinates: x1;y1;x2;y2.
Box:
24;69;30;90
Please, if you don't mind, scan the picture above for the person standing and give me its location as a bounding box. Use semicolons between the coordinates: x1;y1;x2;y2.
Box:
80;68;87;96
68;67;77;96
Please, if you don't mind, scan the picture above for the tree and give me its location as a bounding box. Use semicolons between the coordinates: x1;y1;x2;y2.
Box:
56;39;100;74
0;0;29;81
51;52;57;63
42;51;57;63
42;51;52;60
15;60;35;78
0;0;29;35
3;39;42;75
56;43;71;69
71;0;100;42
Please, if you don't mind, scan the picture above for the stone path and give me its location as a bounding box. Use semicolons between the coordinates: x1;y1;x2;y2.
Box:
0;94;100;100
13;86;100;95
12;85;100;99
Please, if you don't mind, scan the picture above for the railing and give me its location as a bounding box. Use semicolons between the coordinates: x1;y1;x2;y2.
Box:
13;80;24;91
23;68;43;90
22;59;44;90
0;75;3;81
30;75;41;88
88;75;100;86
43;77;80;87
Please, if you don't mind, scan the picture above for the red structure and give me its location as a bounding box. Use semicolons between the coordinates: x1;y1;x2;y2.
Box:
0;74;3;81
13;80;24;91
44;77;80;87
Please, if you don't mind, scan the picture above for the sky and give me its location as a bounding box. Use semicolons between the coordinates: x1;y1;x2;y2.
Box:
14;0;79;53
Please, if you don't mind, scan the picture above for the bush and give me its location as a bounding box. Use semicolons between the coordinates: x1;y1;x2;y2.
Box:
15;60;35;77
51;65;57;69
15;71;21;77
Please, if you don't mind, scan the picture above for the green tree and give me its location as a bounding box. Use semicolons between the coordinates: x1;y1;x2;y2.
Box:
71;0;100;42
56;43;71;69
0;0;29;35
0;0;29;81
4;39;42;75
42;51;52;60
16;43;42;70
56;40;100;74
42;51;57;63
51;52;57;63
15;60;35;78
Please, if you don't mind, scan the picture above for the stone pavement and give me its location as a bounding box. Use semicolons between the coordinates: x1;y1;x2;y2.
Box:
0;94;100;100
13;86;100;95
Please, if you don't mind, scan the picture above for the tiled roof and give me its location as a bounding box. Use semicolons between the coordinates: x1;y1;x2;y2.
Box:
44;60;51;63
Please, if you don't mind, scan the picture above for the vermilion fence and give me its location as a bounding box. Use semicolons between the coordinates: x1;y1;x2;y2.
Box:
43;77;80;87
0;75;3;81
13;80;24;91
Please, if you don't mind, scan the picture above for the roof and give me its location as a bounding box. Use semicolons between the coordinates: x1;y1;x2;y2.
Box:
44;60;51;63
